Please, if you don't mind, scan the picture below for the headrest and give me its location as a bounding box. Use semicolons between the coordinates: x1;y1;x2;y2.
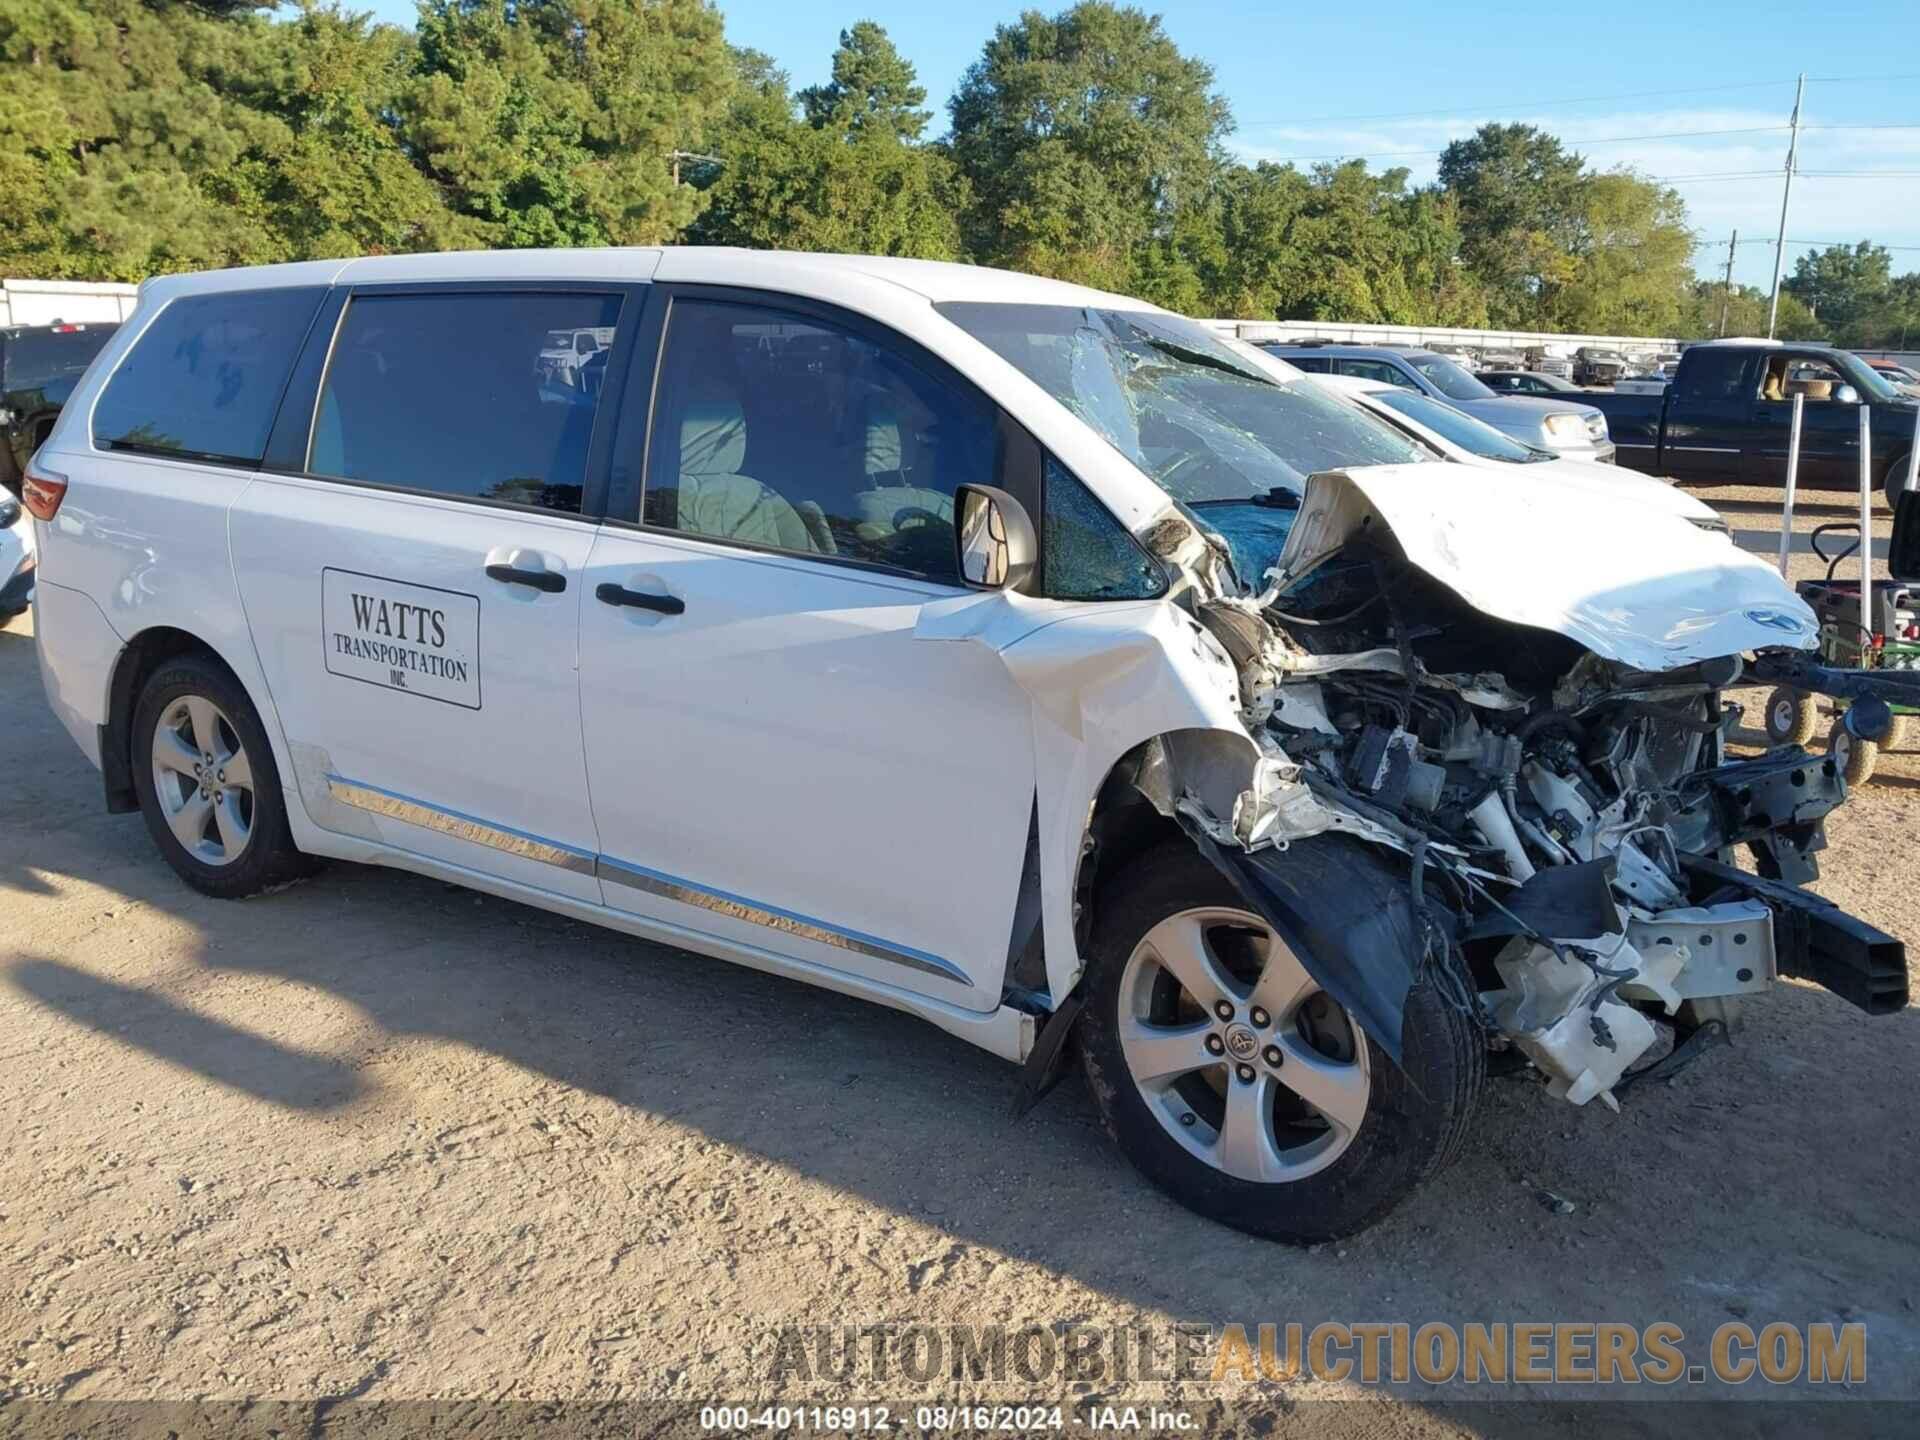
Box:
681;381;746;476
865;401;903;477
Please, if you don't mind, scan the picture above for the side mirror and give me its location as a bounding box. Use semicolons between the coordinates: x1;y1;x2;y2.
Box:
1833;384;1860;405
1891;488;1920;584
954;484;1037;591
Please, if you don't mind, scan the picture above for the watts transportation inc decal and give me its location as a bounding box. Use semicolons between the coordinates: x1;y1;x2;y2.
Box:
323;568;481;709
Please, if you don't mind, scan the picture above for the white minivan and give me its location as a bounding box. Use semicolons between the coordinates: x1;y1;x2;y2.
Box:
25;249;1907;1242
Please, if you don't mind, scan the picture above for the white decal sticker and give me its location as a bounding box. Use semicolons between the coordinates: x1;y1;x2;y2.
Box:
322;568;480;710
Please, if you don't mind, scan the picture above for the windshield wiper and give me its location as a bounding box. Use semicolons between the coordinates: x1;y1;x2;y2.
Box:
1139;335;1274;385
1188;488;1301;510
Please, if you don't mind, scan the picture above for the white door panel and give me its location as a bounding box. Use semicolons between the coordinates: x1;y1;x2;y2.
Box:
230;476;601;900
578;529;1035;1010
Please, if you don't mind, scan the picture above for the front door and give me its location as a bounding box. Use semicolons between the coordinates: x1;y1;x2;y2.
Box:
1749;351;1863;488
231;285;629;901
576;291;1038;1009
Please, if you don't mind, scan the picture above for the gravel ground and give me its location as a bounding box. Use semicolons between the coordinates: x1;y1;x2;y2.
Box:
1;484;1917;1431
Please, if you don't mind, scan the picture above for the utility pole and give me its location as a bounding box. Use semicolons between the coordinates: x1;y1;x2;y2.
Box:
1719;229;1738;336
1766;73;1805;339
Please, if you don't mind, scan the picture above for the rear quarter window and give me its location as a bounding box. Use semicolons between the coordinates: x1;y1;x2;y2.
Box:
92;288;324;465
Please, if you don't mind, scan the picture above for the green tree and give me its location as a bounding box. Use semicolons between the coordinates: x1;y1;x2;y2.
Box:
1436;123;1586;327
1543;169;1694;335
1783;241;1895;345
947;2;1231;292
798;21;928;141
1681;280;1820;341
401;0;733;248
695;37;963;258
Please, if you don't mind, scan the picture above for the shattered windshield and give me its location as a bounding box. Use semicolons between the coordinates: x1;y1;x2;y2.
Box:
936;303;1428;506
1407;353;1496;402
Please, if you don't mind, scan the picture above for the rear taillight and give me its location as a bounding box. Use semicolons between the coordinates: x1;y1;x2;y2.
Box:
20;462;67;521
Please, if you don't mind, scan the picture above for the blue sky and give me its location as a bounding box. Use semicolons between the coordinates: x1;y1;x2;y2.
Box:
357;0;1920;289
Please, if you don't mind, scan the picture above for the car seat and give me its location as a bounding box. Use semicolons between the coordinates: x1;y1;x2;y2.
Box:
674;380;828;554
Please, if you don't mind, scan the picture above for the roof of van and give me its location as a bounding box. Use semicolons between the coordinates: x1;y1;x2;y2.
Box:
135;247;1155;312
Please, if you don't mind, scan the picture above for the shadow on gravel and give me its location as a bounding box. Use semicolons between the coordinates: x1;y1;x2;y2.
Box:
3;614;1918;1395
6;955;368;1111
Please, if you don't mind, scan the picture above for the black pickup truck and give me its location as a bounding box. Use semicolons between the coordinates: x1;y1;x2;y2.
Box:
1584;340;1920;505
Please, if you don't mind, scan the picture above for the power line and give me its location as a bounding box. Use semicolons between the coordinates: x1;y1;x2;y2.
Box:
1239;77;1790;128
1257;125;1788;165
1243;72;1920;130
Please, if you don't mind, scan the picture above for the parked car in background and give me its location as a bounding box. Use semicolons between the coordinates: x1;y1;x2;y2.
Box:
1261;341;1615;462
1476;349;1524;372
0;320;119;497
1310;374;1725;529
1584;338;1920;504
0;490;32;619
1864;358;1920;396
1479;370;1585;397
1525;348;1572;378
1573;347;1629;386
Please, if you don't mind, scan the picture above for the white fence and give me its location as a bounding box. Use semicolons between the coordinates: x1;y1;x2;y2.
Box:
1203;318;1677;360
2;278;139;329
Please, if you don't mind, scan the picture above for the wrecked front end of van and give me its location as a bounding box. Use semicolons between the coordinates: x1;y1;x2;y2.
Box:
1141;463;1907;1111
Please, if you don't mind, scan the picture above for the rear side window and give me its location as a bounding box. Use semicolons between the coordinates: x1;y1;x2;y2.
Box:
92;289;323;465
310;291;621;515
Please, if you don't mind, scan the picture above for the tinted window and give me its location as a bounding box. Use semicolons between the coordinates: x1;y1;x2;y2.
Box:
93;289;323;464
1375;390;1544;463
939;304;1427;506
309;292;619;514
1043;457;1163;600
5;326;117;394
1406;353;1495;401
643;299;997;582
1338;358;1418;389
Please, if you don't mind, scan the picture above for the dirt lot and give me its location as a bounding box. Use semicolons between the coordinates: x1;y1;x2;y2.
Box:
2;484;1918;1430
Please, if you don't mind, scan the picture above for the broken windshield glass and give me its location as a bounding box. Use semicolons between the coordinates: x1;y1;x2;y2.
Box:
938;303;1429;505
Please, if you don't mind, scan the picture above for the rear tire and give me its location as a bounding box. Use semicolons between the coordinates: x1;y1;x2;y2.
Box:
1884;714;1913;752
1763;687;1818;747
1886;454;1914;512
1077;839;1483;1244
131;655;308;898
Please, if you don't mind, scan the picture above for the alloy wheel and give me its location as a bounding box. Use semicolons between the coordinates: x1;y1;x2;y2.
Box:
150;695;255;867
1117;906;1370;1184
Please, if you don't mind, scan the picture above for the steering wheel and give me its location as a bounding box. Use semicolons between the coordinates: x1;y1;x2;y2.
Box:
892;505;945;531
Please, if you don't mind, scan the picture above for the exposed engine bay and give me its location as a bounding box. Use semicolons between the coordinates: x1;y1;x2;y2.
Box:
1145;467;1909;1110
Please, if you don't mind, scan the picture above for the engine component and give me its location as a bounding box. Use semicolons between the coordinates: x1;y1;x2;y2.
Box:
1487;940;1660;1109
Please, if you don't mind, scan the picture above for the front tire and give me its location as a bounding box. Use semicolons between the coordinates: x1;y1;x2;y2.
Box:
1077;840;1483;1243
131;655;307;898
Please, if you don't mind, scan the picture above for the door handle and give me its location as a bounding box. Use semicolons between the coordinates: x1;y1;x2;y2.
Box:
596;582;684;615
485;563;566;593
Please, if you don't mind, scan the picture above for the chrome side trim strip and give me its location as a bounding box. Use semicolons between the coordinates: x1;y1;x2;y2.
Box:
596;854;971;987
325;775;597;875
323;773;970;987
1667;445;1741;454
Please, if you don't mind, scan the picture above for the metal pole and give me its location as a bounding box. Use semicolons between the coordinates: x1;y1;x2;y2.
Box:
1720;230;1738;337
1860;403;1874;651
1905;402;1920;496
1767;74;1805;339
1779;391;1804;578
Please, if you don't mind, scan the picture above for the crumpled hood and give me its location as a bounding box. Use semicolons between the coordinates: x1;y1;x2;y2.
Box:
1276;464;1818;672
